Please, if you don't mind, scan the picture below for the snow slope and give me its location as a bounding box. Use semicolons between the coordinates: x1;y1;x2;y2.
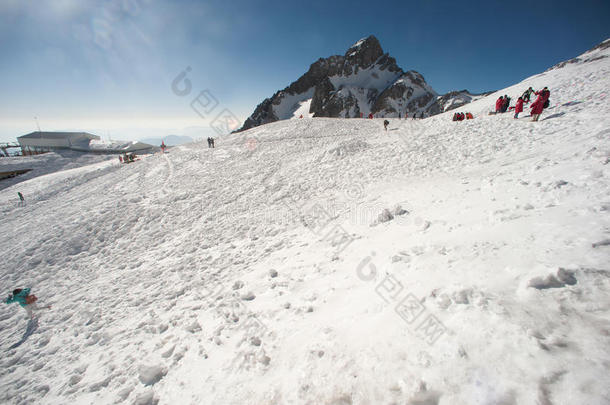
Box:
291;99;314;119
0;151;117;191
0;44;609;404
273;88;316;120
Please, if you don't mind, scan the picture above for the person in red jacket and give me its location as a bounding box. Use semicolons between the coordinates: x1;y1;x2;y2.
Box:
530;99;544;121
514;97;524;119
535;87;550;105
530;87;550;121
495;96;503;113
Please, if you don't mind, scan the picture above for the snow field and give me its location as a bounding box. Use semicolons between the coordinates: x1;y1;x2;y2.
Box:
0;44;609;404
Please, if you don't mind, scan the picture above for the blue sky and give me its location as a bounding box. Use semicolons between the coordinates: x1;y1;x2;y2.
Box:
0;0;608;142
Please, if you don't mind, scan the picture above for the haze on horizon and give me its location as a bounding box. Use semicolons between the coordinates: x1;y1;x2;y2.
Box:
1;0;608;143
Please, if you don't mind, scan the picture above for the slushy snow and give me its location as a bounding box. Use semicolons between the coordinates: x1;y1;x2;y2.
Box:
0;43;609;404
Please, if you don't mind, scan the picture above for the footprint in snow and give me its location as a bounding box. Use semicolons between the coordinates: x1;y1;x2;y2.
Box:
592;239;610;248
528;268;577;289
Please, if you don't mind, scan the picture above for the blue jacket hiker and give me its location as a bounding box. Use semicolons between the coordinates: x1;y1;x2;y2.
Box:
4;288;49;318
5;288;30;307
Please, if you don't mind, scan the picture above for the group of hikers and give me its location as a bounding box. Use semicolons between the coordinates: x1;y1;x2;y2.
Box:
207;137;215;148
495;86;551;121
370;112;425;120
118;153;137;164
452;112;474;121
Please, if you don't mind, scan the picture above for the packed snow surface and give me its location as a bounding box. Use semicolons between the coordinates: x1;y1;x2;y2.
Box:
1;44;609;404
291;99;314;119
0;151;116;191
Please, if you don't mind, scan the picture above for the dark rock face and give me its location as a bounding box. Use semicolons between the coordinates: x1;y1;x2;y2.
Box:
372;71;433;115
310;77;334;115
236;35;488;132
431;90;495;113
238;97;278;132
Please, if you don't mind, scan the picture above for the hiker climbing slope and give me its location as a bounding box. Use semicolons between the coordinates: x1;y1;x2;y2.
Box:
4;288;50;319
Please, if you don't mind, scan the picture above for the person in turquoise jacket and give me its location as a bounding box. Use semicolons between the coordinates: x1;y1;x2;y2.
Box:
4;288;48;318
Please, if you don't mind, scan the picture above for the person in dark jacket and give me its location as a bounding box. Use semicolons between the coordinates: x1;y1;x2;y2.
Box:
501;96;511;113
383;120;389;131
522;87;534;103
17;192;25;207
539;87;551;109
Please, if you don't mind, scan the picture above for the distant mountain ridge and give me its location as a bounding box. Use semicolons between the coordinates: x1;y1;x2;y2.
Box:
236;35;487;132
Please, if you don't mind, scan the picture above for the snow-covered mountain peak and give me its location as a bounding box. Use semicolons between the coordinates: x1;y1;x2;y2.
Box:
344;35;384;68
236;36;444;131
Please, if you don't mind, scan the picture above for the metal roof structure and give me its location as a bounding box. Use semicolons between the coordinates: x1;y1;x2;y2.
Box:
18;131;100;140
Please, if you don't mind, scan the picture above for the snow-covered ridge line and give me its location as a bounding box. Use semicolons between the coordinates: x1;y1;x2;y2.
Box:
547;37;610;71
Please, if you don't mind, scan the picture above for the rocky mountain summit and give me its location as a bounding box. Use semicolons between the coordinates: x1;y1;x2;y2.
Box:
236;36;484;132
434;89;495;113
